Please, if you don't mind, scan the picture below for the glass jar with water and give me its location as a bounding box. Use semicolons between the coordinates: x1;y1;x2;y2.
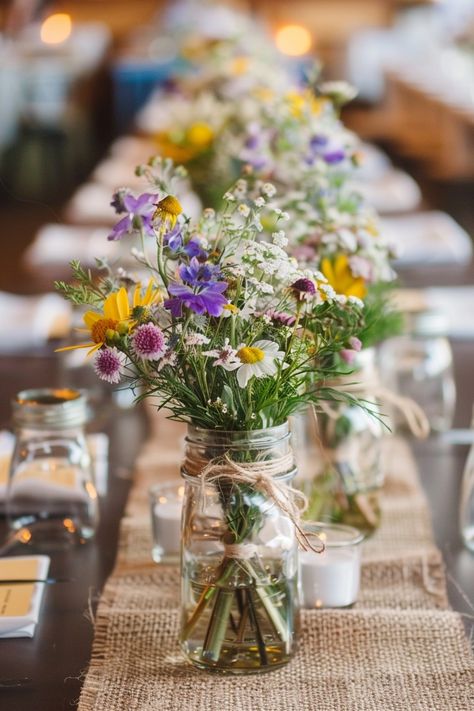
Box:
7;388;99;547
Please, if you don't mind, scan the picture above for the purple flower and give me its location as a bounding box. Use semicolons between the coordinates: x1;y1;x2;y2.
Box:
323;147;346;164
264;309;296;327
164;225;183;251
308;135;346;165
184;237;207;259
309;135;328;150
164;229;208;260
108;193;158;241
94;347;126;384
132;323;166;360
291;278;316;301
179;257;221;286
165;281;228;318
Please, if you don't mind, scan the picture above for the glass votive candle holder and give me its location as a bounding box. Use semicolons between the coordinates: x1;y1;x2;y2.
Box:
149;481;184;563
300;522;364;609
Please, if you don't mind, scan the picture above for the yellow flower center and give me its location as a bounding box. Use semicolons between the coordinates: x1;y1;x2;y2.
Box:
157;195;182;216
237;346;265;364
223;304;239;314
186;122;214;148
91;318;118;344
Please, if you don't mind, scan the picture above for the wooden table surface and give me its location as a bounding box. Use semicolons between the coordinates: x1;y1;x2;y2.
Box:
0;263;473;709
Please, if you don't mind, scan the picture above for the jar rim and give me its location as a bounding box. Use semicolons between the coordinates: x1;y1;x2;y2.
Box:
12;388;88;429
185;421;290;443
302;521;365;547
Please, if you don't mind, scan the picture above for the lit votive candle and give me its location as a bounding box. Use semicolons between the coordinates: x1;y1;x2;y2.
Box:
300;523;364;608
149;482;184;563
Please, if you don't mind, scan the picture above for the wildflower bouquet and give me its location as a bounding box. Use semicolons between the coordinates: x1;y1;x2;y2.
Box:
56;160;366;674
226;81;401;349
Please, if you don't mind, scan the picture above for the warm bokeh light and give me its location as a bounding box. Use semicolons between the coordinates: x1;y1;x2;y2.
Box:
40;13;72;45
275;24;312;57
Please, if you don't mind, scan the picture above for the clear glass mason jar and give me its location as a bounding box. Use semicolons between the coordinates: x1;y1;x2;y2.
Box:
7;388;99;548
180;423;299;675
460;409;474;552
378;311;456;433
293;349;384;537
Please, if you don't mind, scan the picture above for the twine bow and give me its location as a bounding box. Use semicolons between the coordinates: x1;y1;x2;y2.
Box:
198;453;324;554
322;375;430;439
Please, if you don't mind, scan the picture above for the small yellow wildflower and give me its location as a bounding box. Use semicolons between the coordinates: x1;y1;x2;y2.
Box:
153;195;182;229
320;254;367;299
186;122;214;149
231;56;249;76
223;304;239;315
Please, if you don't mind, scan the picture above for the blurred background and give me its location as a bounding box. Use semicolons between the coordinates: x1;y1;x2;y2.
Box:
0;0;473;409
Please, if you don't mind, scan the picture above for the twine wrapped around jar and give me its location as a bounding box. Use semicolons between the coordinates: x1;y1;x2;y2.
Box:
198;453;325;554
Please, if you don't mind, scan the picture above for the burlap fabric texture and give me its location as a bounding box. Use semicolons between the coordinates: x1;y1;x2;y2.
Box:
78;414;474;711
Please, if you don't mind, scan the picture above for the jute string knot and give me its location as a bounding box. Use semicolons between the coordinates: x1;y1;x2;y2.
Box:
198;453;324;554
323;373;430;439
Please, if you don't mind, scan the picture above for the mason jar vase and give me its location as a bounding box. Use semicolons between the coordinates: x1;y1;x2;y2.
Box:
179;423;299;675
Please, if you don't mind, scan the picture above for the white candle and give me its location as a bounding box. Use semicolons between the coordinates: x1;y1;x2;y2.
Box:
152;501;182;560
300;547;361;608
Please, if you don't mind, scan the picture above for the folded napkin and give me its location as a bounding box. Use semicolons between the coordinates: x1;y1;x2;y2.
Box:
109;136;157;163
0;556;50;638
92;157;152;190
381;211;472;266
23;224;112;269
0;292;71;353
0;432;109;502
356;142;392;181
351;169;421;214
395;286;474;340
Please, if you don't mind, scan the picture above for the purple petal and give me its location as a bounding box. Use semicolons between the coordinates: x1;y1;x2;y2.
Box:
108;215;132;241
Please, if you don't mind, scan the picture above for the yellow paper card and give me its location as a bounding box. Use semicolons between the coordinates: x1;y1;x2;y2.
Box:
0;454;10;488
0;559;38;617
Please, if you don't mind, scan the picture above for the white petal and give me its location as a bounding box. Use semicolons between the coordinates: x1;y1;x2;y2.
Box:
237;365;252;388
256;359;278;376
254;339;278;351
221;361;241;371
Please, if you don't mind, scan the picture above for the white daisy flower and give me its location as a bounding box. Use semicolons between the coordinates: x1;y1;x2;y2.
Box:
235;340;286;389
238;203;250;217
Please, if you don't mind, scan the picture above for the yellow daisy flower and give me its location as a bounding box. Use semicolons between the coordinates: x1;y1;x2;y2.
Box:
320;254;367;299
57;281;161;356
153;195;183;229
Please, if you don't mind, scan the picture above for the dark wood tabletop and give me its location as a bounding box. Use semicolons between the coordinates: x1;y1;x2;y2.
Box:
0;263;473;710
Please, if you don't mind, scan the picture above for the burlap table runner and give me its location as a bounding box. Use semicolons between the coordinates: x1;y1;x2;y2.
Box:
78;413;474;711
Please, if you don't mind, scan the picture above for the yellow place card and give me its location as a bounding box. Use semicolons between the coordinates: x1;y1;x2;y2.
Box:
0;454;9;488
0;559;39;618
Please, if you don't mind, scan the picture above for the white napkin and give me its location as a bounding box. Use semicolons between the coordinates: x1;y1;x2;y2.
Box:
351;169;421;214
356;143;392;181
23;223;113;268
109;135;157;163
0;292;71;353
381;211;473;266
425;287;474;340
0;556;50;638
